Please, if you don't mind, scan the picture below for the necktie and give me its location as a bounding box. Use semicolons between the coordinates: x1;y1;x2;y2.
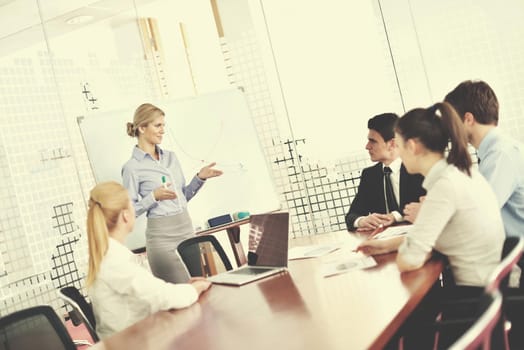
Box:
383;166;399;213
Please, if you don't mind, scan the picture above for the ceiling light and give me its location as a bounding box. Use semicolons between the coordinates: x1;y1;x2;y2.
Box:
65;15;94;25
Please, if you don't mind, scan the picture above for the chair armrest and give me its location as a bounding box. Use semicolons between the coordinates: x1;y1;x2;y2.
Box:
434;317;476;330
440;297;480;307
73;339;93;346
439;297;481;320
504;293;524;302
68;310;83;327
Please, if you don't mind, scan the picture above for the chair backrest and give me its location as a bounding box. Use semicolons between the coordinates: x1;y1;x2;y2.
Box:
0;305;76;350
58;286;99;342
449;290;503;350
177;234;233;277
486;236;524;293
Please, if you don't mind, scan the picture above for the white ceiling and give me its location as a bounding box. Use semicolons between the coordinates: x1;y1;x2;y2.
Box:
0;0;156;40
0;0;159;56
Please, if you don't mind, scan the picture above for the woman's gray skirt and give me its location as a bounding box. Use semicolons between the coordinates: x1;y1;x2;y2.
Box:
146;209;195;283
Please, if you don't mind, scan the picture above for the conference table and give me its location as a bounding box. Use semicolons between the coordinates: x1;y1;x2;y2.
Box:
97;230;443;350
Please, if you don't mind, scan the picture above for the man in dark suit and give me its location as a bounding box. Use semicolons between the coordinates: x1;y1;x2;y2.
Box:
345;113;426;231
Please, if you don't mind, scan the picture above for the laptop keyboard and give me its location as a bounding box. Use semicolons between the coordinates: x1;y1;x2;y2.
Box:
230;267;275;275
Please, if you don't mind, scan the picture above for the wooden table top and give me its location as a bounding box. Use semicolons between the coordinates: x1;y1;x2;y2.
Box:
101;230;443;350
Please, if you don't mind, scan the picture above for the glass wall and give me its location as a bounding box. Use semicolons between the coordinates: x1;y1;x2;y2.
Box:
215;0;524;237
0;0;229;316
381;0;524;140
214;0;403;236
0;0;61;315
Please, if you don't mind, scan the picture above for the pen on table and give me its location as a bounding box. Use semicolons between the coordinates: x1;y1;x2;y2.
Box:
368;223;385;239
352;224;385;252
162;176;168;189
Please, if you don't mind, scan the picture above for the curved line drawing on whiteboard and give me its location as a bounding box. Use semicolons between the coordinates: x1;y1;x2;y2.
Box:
167;123;247;173
167;120;224;164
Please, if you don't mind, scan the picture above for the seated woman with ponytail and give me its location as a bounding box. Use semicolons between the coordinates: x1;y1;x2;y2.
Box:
86;181;211;339
357;102;505;349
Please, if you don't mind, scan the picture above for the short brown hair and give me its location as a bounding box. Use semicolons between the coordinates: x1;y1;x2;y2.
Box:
444;80;499;126
367;113;399;142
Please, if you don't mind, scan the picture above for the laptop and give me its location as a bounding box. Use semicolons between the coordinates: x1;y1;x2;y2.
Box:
208;212;289;286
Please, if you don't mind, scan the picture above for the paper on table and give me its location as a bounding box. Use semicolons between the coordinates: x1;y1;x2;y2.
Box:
322;255;377;277
288;243;341;260
372;225;412;240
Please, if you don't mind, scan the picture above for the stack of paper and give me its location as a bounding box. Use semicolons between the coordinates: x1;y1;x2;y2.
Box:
322;256;377;277
372;225;412;240
288;243;341;260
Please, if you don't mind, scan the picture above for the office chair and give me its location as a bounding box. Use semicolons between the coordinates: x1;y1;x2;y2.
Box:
500;236;524;348
177;235;233;277
448;290;503;350
434;236;523;349
439;236;523;293
487;236;524;293
58;286;99;344
0;305;76;350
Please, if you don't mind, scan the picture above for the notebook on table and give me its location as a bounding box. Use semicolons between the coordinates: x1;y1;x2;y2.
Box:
208;212;289;286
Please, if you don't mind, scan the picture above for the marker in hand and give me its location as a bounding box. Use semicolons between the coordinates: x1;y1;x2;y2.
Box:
162;176;168;189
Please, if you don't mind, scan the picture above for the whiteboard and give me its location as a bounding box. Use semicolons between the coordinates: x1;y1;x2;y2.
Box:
78;88;280;250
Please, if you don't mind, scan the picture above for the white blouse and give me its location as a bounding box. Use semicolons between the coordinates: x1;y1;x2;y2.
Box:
88;238;198;339
398;159;505;287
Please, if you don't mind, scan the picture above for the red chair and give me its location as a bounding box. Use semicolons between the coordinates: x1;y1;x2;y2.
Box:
486;236;524;293
449;290;503;350
434;236;523;349
58;286;99;345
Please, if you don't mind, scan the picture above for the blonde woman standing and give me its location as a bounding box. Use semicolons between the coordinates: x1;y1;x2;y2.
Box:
86;181;211;339
122;103;222;283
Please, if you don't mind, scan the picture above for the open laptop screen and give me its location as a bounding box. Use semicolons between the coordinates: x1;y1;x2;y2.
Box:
247;212;289;267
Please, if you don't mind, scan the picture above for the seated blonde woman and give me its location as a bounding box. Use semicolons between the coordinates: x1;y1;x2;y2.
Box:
85;181;211;339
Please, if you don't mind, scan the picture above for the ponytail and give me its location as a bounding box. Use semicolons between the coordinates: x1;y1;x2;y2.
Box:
435;102;472;176
126;122;137;138
85;181;130;287
86;199;109;287
396;102;472;176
